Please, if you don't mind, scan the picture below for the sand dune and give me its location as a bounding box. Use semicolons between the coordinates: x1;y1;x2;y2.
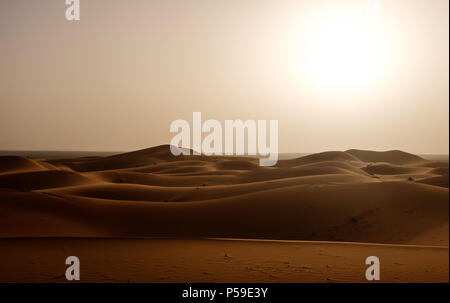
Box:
2;181;442;245
0;146;448;282
361;163;424;175
346;149;426;165
0;156;52;174
0;170;94;190
278;151;360;167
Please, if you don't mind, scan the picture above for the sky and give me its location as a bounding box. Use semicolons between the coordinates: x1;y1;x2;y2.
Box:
0;0;448;154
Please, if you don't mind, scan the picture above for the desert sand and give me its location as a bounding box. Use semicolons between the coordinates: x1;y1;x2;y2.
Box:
0;145;448;282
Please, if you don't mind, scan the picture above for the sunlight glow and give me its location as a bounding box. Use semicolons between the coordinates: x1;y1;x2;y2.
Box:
301;2;386;92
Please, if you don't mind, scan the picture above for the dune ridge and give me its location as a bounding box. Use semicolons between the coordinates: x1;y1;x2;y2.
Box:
0;145;447;245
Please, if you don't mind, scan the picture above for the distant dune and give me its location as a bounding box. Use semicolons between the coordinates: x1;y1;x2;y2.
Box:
0;145;448;282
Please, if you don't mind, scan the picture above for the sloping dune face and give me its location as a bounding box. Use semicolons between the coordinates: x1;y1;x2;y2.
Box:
0;156;52;174
0;146;448;246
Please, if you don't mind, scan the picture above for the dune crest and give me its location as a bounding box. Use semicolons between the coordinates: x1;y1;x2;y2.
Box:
0;146;447;247
346;149;425;165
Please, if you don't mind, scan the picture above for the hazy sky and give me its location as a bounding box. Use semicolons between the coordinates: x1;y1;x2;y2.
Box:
0;0;448;153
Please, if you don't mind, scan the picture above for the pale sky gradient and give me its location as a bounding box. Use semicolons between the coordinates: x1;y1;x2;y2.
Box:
0;0;448;154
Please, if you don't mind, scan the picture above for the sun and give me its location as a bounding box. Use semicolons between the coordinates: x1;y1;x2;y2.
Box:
296;3;386;93
306;15;378;87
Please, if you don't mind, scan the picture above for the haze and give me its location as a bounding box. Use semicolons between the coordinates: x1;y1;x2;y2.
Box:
0;0;448;154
